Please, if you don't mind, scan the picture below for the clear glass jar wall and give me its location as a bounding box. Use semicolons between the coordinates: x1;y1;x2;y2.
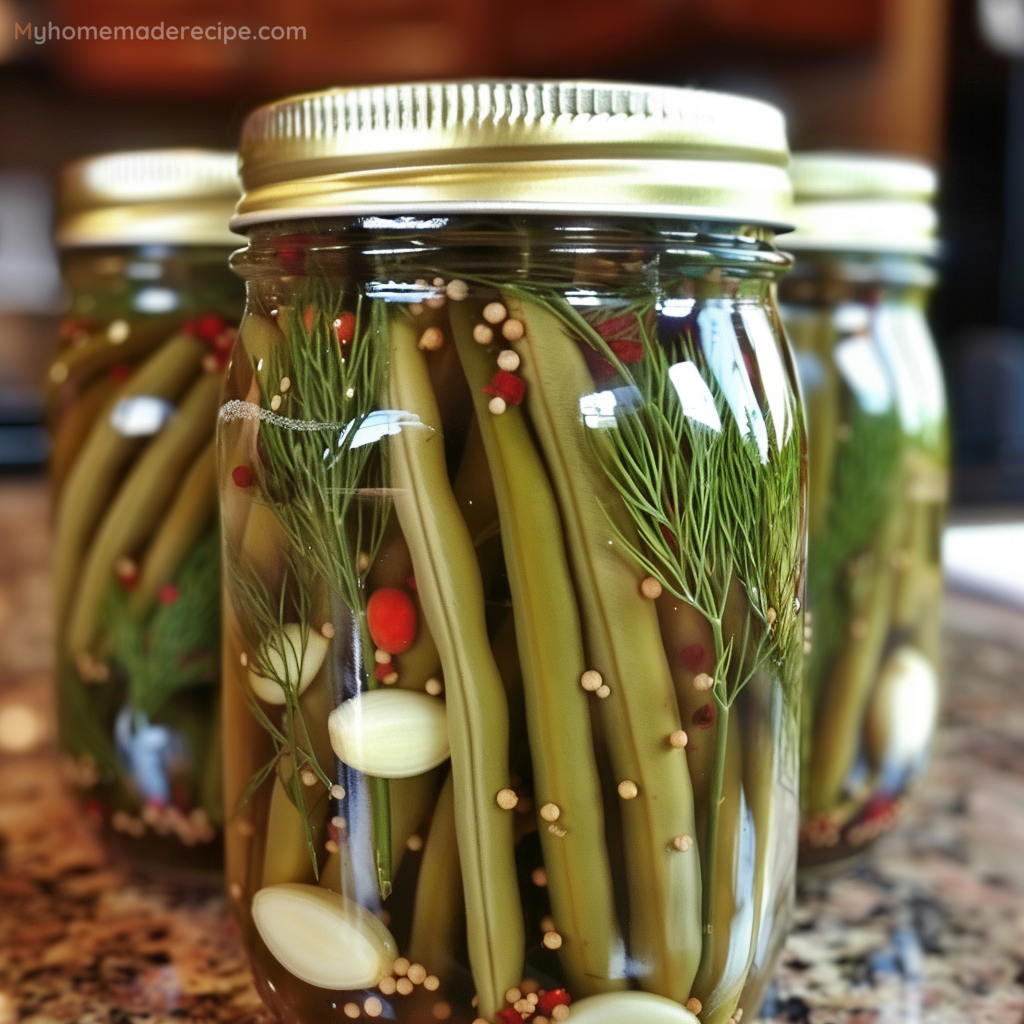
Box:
51;244;243;864
220;216;806;1024
780;252;948;865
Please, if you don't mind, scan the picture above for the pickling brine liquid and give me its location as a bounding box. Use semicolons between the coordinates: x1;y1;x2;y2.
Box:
220;218;806;1024
782;265;947;866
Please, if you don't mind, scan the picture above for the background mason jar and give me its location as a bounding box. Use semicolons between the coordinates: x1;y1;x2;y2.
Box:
779;154;948;868
220;82;807;1024
50;150;244;867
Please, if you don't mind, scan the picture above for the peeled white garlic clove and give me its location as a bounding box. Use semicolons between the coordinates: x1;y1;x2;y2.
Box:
866;645;939;767
251;883;397;990
248;623;329;705
328;689;449;778
565;993;700;1024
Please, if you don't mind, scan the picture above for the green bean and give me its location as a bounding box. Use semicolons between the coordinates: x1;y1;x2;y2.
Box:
64;370;223;659
50;375;121;501
409;772;464;977
735;674;779;1019
129;440;217;619
54;334;205;628
390;771;442;875
386;309;523;1020
220;374;263;556
690;711;743;1022
489;609;529;779
452;298;626;996
809;504;903;814
656;596;718;833
262;774;325;887
45;316;179;416
506;294;701;1000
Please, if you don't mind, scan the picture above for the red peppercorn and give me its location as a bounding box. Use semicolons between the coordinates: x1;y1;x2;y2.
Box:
109;362;132;383
374;663;396;683
537;989;572;1016
274;235;308;276
232;465;253;488
116;563;139;590
595;313;639;339
496;1010;525;1024
609;339;644;364
483;369;526;406
158;583;180;605
193;314;227;342
680;643;707;673
367;587;418;655
333;311;356;345
302;307;315;333
692;703;716;729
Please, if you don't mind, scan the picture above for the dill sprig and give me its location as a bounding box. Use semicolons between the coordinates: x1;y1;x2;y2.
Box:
538;293;803;972
229;278;394;895
224;546;332;877
103;528;221;720
257;279;391;615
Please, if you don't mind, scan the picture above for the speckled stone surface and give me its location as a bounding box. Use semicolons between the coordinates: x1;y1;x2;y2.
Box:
1;480;1023;1024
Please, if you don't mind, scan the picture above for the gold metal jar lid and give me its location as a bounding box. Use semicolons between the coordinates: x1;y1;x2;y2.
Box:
231;81;793;231
786;152;938;256
58;149;243;248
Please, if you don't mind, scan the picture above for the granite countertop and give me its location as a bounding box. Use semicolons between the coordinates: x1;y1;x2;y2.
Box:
1;479;1023;1024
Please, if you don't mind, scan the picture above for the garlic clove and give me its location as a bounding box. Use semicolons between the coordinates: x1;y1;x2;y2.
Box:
564;993;700;1024
866;644;939;768
248;623;329;705
328;689;449;778
252;883;397;990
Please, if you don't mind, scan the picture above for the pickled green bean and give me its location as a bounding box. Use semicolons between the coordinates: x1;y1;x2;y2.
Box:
409;772;464;978
130;440;217;619
451;297;626;996
65;369;223;659
45;316;179;415
387;309;523;1020
50;375;121;501
809;505;902;814
506;293;701;1000
54;334;205;628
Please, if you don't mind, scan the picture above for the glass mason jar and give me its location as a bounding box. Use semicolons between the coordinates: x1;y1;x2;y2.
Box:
779;154;948;867
50;150;244;866
221;83;806;1024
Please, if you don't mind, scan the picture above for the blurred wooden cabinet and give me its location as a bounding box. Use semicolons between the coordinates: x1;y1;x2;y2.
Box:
45;0;945;159
51;0;887;94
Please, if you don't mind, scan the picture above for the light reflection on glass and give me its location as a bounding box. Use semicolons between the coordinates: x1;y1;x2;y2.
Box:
578;387;642;429
741;307;794;448
109;395;176;437
833;336;894;415
661;298;697;319
877;304;945;442
133;287;179;314
698;306;769;462
667;361;722;431
340;409;424;450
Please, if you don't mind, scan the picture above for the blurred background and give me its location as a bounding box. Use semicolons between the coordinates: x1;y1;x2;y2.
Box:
0;0;1021;506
